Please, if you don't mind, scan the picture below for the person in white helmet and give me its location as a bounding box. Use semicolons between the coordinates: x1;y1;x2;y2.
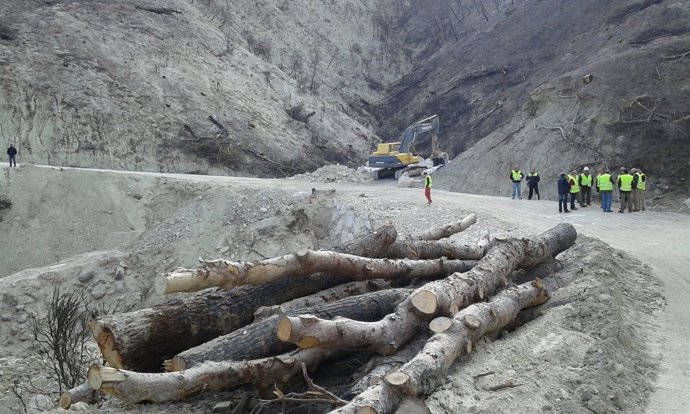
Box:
578;167;593;206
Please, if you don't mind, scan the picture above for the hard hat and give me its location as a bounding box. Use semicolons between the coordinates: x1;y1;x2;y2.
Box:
583;167;589;171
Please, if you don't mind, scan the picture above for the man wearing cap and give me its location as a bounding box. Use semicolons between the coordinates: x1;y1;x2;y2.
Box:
579;167;593;206
596;168;614;212
617;168;634;213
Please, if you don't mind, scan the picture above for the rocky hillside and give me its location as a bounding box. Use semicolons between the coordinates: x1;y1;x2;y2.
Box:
369;0;690;205
0;0;409;176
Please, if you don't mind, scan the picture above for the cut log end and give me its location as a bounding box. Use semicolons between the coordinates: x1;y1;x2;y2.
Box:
276;316;293;342
384;371;410;386
463;314;481;330
58;392;72;409
429;316;453;333
297;336;320;349
93;328;124;369
411;290;438;316
533;277;544;289
88;365;126;390
356;407;380;414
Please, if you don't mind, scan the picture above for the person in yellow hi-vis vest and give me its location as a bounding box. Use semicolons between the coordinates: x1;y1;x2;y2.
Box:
578;167;593;206
567;170;583;210
631;168;647;211
617;168;634;213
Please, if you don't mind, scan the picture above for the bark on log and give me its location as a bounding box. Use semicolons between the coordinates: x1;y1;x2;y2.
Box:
170;289;411;371
90;274;350;372
254;280;393;321
277;224;575;355
157;250;476;294
384;239;484;260
407;213;476;240
58;382;99;409
332;225;398;257
88;348;335;404
331;280;549;414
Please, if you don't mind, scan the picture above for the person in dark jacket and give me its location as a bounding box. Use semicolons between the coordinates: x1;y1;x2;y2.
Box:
526;168;540;200
557;173;571;213
7;144;17;167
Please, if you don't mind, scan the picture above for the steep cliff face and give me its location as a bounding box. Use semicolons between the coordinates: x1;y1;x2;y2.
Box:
371;0;690;205
0;0;408;176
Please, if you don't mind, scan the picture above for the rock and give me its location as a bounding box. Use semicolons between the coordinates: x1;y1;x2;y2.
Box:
586;396;608;414
212;401;234;413
611;390;625;409
395;397;431;414
684;198;690;209
70;402;91;411
90;283;108;300
28;394;51;411
78;270;95;283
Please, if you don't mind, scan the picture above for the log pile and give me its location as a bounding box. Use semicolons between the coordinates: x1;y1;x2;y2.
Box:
71;214;576;414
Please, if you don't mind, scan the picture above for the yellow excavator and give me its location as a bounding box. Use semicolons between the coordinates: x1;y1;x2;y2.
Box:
368;114;448;179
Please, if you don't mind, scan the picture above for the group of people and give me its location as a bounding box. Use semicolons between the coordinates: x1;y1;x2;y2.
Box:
510;164;647;213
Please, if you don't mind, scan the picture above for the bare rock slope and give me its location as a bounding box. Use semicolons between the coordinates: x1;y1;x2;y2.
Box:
0;0;406;176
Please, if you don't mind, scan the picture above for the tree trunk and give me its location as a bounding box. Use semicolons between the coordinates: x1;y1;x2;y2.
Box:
331;281;549;414
384;239;484;260
407;213;476;240
169;289;411;371
277;224;575;355
331;224;398;257
58;382;99;409
157;250;476;294
88;348;335;405
90;274;350;372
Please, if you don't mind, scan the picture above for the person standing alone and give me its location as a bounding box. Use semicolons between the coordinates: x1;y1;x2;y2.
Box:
526;168;540;200
509;164;524;199
423;172;432;205
7;144;17;167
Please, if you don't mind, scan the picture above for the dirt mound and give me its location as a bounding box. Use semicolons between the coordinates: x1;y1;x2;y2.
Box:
290;164;372;184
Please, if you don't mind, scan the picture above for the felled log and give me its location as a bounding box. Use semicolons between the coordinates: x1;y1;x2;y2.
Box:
407;213;476;240
331;280;549;414
278;224;575;355
58;382;99;409
384;239;484;260
88;348;335;405
169;289;411;371
408;223;575;316
332;224;397;257
90;274;350;372
157;250;476;294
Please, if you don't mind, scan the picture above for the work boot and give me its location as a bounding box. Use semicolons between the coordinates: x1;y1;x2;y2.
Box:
564;210;571;213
